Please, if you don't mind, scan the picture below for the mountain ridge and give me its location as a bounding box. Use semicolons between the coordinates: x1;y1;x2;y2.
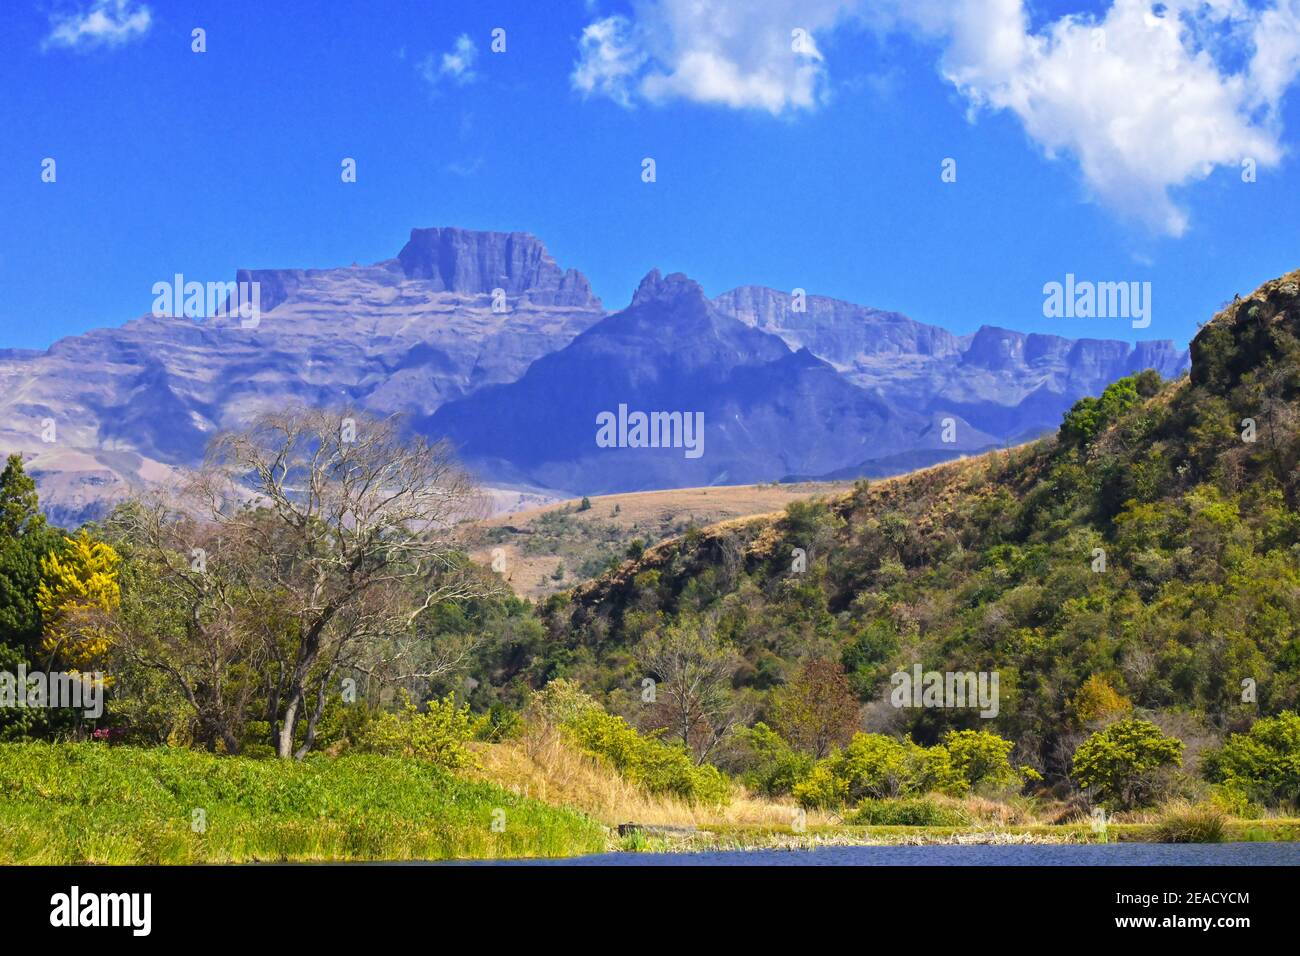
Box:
0;227;1191;524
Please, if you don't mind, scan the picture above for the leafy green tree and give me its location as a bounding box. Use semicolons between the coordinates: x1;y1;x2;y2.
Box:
1202;711;1300;807
0;455;61;739
1071;718;1184;809
943;729;1025;792
1058;374;1145;446
0;454;56;655
794;732;966;809
738;722;814;796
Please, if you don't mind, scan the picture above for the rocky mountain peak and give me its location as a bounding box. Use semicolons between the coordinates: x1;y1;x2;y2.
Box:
629;269;709;309
394;227;598;307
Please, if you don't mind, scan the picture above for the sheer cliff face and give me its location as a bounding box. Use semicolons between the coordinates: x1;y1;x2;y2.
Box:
0;229;603;526
0;227;1193;522
714;285;1189;442
393;227;596;306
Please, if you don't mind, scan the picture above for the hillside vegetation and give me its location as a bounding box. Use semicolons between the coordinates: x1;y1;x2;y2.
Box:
497;270;1300;793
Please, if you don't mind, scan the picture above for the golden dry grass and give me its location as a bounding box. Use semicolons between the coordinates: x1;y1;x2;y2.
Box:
462;481;854;598
470;726;833;829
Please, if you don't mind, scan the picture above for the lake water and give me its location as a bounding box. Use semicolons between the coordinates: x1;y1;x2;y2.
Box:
487;842;1300;866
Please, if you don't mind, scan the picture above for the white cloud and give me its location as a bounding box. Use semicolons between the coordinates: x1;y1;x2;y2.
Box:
419;34;479;89
574;0;1300;236
571;1;853;114
573;16;648;107
882;0;1298;235
42;0;152;52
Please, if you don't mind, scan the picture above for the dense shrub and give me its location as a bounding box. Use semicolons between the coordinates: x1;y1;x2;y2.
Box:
847;797;970;827
563;707;731;805
355;696;479;771
738;722;814;796
1202;711;1300;808
794;733;966;809
1071;719;1184;809
943;729;1031;793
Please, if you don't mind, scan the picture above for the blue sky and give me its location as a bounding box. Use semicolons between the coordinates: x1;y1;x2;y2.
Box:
1;0;1298;352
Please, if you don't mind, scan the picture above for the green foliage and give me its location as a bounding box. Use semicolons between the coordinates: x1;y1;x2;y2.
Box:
1059;375;1143;447
532;679;730;804
1071;719;1185;809
794;732;967;809
0;743;605;863
563;706;731;805
847;797;969;827
943;729;1023;792
738;722;814;796
1202;711;1300;808
0;454;57;656
0;454;62;739
355;696;479;771
840;621;898;696
481;701;524;741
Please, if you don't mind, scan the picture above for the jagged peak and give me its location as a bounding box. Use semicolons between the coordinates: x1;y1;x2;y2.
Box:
630;269;708;309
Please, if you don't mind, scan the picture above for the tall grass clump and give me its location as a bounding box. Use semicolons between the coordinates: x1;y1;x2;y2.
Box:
1153;802;1227;843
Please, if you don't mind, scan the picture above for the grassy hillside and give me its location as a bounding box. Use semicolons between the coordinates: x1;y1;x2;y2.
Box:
0;743;605;863
462;481;853;598
517;270;1300;785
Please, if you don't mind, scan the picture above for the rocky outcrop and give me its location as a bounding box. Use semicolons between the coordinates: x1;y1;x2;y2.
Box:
395;227;597;307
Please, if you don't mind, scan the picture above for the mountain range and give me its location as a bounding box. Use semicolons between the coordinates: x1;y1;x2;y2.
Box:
0;227;1188;525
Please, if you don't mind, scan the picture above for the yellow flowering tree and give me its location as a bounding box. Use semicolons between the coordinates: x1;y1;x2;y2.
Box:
37;531;121;675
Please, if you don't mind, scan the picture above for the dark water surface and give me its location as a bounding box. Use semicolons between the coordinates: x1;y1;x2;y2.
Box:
473;842;1300;866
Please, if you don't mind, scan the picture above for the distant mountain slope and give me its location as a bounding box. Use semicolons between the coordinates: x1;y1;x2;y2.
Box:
715;286;1189;445
429;271;996;494
0;228;603;525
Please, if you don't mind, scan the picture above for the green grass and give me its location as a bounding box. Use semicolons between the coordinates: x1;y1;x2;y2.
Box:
0;742;607;864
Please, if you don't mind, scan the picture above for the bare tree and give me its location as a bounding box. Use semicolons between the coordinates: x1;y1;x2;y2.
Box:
635;618;742;763
188;408;494;758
